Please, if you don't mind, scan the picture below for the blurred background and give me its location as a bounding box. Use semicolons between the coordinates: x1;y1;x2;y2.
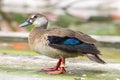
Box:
1;0;120;34
0;0;120;80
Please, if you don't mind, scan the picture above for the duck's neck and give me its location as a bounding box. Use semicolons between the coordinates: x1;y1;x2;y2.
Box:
36;22;48;29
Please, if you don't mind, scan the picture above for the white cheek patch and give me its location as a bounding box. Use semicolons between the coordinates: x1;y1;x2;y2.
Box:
31;15;35;18
33;17;47;27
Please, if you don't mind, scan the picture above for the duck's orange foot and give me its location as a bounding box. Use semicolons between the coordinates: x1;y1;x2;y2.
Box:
47;70;64;75
47;67;66;75
42;59;62;71
42;58;66;75
41;67;58;71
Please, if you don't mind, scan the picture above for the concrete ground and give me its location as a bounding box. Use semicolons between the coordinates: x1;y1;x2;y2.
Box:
0;53;120;80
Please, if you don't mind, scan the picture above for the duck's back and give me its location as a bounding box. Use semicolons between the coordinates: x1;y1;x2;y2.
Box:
45;28;96;44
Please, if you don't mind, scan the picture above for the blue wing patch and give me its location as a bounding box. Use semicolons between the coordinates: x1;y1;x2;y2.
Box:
48;36;83;45
48;36;100;54
63;38;80;45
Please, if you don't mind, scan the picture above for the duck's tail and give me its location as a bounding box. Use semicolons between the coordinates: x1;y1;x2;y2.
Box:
85;54;106;64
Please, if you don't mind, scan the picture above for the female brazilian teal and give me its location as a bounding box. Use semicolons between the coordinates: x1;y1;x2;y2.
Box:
19;13;105;75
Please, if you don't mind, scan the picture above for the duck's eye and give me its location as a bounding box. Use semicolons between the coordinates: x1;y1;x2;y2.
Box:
31;15;37;18
33;15;37;18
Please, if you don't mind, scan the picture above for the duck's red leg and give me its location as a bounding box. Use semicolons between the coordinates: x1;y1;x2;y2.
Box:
47;58;66;75
41;59;62;71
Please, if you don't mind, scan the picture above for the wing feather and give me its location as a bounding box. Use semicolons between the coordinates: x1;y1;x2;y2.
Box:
48;36;100;54
47;28;96;44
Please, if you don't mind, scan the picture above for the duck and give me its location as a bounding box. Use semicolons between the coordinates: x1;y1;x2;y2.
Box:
19;13;105;75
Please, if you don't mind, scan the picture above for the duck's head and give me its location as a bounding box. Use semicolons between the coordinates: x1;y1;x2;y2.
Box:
19;14;48;28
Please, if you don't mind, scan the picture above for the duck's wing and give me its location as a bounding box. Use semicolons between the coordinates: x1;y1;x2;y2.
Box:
47;28;105;63
47;28;96;44
46;28;98;53
75;31;97;44
48;35;99;54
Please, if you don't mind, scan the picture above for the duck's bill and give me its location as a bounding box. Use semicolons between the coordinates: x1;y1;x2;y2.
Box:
19;20;32;27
